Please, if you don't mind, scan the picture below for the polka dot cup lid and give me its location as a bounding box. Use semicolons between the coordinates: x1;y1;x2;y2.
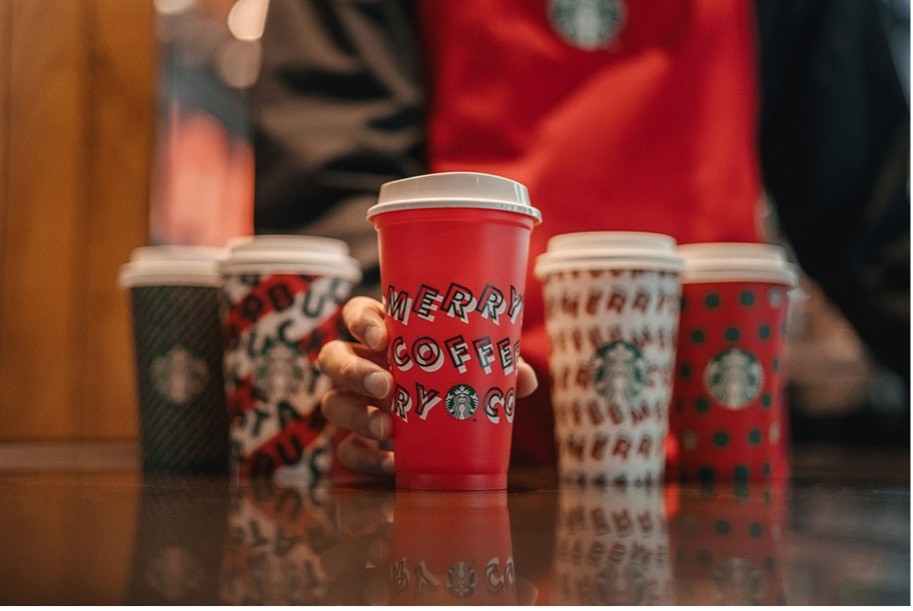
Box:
677;243;798;286
219;235;362;283
534;231;683;277
118;245;227;288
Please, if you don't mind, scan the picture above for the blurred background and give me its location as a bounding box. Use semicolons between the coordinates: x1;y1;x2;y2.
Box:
0;0;908;447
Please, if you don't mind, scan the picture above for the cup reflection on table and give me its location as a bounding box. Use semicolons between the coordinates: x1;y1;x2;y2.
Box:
389;491;519;605
126;476;230;604
219;481;393;605
669;483;787;605
552;483;675;605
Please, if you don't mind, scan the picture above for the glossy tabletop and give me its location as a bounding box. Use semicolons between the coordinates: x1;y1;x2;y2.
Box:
0;444;907;605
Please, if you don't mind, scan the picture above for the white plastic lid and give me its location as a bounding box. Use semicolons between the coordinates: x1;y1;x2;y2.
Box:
118;245;227;288
219;234;362;282
366;172;542;223
534;231;683;277
678;242;798;286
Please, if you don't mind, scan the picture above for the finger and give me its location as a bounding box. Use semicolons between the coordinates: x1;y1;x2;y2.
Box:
318;340;393;399
337;434;395;478
516;358;539;398
342;296;388;351
321;389;393;438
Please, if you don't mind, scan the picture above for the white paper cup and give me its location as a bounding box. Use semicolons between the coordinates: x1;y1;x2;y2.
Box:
535;232;683;485
219;235;361;484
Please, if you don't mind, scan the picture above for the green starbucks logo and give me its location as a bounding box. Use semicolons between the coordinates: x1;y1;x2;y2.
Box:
548;0;626;50
592;340;647;405
703;349;764;409
151;346;208;405
445;385;479;420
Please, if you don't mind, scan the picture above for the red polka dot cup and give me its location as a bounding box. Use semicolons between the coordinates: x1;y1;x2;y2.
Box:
368;173;541;490
535;233;683;486
670;244;798;483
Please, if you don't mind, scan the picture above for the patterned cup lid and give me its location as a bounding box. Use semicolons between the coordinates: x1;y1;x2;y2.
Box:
220;235;362;282
535;231;683;277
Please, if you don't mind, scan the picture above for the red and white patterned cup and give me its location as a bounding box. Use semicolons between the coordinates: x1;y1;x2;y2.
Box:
220;236;361;484
535;232;683;486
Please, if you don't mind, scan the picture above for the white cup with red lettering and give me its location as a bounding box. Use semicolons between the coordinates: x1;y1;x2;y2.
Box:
535;232;683;486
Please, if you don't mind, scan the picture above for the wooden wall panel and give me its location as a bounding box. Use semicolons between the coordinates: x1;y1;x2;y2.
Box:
0;0;153;440
79;0;154;439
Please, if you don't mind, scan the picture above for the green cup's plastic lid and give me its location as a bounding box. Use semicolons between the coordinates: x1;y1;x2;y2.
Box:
119;245;226;288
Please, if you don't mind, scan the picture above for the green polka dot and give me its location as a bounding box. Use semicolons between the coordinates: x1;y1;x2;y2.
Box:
714;519;731;535
713;431;729;447
749;522;764;538
697;550;712;566
680;296;688;311
734;465;750;481
704;293;721;309
698;467;715;484
724;327;741;342
763;462;772;477
679;363;692;379
748;429;762;445
696;398;710;413
691;329;706;344
761;393;772;409
771;357;780;372
739;291;755;306
769;288;782;307
758;324;771;339
765;557;776;572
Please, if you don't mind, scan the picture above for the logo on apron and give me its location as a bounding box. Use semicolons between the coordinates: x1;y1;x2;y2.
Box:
548;0;626;50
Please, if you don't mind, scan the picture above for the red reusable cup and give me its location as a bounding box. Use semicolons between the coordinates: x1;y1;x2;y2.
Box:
367;172;542;490
670;244;798;482
390;491;516;604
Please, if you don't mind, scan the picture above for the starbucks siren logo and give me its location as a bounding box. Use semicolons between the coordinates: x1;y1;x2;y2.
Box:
445;385;479;420
253;342;307;403
711;557;766;605
445;561;479;598
703;348;764;409
151;346;208;405
592;340;647;405
548;0;626;50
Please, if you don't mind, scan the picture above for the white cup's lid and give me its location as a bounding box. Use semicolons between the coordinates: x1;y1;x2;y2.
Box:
119;245;227;288
534;231;683;277
677;242;798;286
219;234;362;282
366;172;542;223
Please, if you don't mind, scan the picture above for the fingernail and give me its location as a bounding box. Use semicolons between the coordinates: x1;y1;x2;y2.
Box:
364;324;383;351
369;414;387;440
380;455;395;476
364;371;390;399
